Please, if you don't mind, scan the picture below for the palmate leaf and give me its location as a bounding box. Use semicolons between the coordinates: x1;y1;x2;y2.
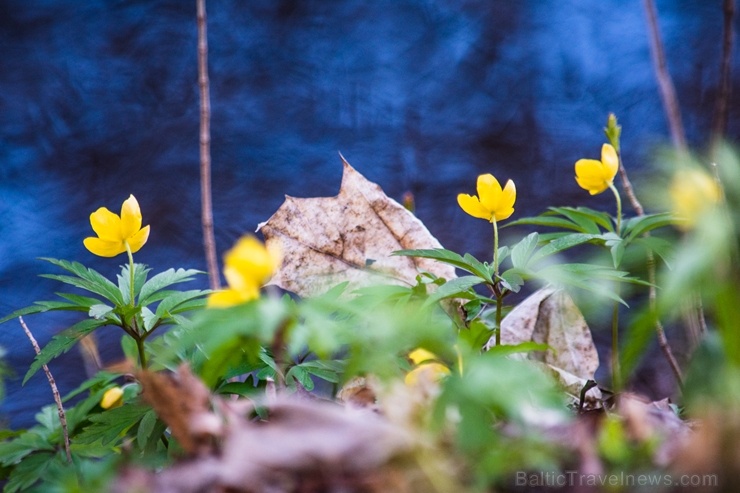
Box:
3;450;57;493
24;318;106;384
138;268;205;306
510;232;539;269
74;404;151;446
507;206;614;234
117;263;151;305
622;212;676;242
394;249;492;282
38;258;123;305
528;233;600;265
532;263;648;305
421;276;485;308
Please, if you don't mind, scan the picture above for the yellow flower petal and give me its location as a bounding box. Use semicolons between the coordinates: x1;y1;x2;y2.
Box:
477;174;503;212
408;348;438;365
404;362;450;386
575;159;609;195
101;387;124;409
457;193;492;220
458;174;516;222
84;195;150;258
89;207;122;242
83;237;126;257
126;225;150;254
120;195;143;239
669;169;722;229
601;144;619;181
225;236;279;286
207;287;257;308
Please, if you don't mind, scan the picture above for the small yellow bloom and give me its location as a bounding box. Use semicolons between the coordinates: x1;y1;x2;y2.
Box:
457;174;516;222
405;348;451;386
575;144;619;195
207;235;281;308
669;168;722;230
404;362;451;386
83;195;150;257
100;387;124;409
408;348;438;365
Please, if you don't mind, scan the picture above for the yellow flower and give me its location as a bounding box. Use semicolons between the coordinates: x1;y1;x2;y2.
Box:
83;195;150;257
405;362;451;386
100;387;124;409
575;143;619;195
457;174;516;222
404;348;450;386
207;235;281;308
408;348;438;365
669;169;721;230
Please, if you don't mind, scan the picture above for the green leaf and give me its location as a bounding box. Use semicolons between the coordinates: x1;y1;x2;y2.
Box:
528;233;600;265
24;318;106;384
3;451;56;493
505;214;585;232
154;290;209;319
510;232;539;269
136;409;159;451
622;212;675;242
216;381;262;397
632;236;675;268
486;341;549;357
422;276;485;308
39;258;123;305
532;263;645;305
499;269;524;293
88;304;114;320
0;433;54;466
286;365;314;391
298;360;345;383
117;263;151;305
0;305;55;325
394;249;491;282
550;206;614;232
138;268;204;306
75;404;150;446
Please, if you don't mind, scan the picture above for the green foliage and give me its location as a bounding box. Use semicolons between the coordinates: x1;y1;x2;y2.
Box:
0;259;209;380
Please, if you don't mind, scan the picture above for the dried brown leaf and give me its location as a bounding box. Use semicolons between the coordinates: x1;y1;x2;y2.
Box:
485;287;601;402
257;156;455;297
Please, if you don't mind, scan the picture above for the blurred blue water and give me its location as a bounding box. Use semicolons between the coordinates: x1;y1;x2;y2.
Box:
1;0;737;428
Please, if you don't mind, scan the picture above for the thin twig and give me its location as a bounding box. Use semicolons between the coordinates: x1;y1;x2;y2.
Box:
197;0;220;290
616;155;684;386
711;0;735;151
19;317;72;462
642;0;688;151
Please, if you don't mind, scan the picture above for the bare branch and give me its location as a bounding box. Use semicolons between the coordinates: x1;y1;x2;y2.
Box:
19;316;72;462
616;153;684;387
197;0;220;290
643;0;688;151
711;0;735;151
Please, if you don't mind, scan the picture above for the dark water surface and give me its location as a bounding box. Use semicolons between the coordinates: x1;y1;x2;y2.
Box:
1;0;738;428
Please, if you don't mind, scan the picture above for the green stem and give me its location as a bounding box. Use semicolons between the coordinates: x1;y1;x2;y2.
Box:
608;182;622;235
492;218;499;276
611;299;621;391
136;336;148;370
125;242;135;306
492;218;502;346
495;292;503;347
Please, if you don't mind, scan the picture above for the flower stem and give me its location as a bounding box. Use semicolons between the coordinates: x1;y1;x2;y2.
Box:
611;300;621;391
136;336;148;370
492;218;503;346
495;292;503;347
608;182;622;235
492;218;499;276
125;242;135;306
